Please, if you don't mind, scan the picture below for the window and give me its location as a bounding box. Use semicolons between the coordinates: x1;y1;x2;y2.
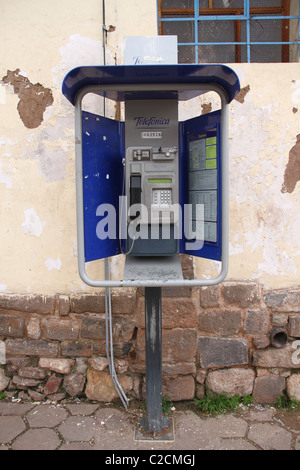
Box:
158;0;300;63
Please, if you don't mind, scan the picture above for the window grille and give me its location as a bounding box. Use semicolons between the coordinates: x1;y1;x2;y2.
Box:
158;0;300;63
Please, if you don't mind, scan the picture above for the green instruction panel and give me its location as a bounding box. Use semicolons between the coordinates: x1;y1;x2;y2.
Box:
188;129;218;243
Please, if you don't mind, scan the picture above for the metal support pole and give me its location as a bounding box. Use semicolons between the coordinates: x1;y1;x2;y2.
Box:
141;287;168;433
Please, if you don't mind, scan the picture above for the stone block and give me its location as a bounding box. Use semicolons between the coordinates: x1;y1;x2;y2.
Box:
74;358;87;375
5;339;58;357
70;294;105;314
196;384;205;399
272;313;288;327
43;318;80;341
244;310;270;335
58;295;70;316
18;367;46;380
252;345;300;369
206;368;255;397
61;341;91;357
200;285;221;308
253;336;270;349
81;315;106;340
28;390;45;401
264;289;300;312
289;316;300;337
6;357;32;368
222;283;261;308
196;369;207;384
287;373;300;401
39;358;74;375
0;315;24;338
161;286;192;297
253;375;285;404
162;298;197;329
0;294;55;315
85;369;132;401
136;328;197;364
163;376;195;401
162;362;196;376
0;369;10;391
87;357;108;372
136;297;197;329
163;329;197;363
198;337;248;368
44;375;62;395
198;309;243;335
26;317;41;339
112;317;136;342
92;341;132;358
114;359;129;374
63;374;85;397
12;375;42;388
111;293;136;315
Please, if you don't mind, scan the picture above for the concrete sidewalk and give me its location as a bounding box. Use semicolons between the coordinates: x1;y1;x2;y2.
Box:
0;401;299;450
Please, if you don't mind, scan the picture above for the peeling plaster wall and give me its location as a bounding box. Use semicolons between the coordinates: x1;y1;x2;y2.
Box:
0;0;105;295
0;0;156;295
195;63;300;290
0;1;299;295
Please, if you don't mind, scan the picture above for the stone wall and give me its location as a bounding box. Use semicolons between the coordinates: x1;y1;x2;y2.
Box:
0;262;300;405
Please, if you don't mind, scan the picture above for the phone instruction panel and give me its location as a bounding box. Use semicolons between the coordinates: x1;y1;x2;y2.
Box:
188;130;218;243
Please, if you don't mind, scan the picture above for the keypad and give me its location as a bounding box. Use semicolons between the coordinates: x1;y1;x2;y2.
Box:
153;189;172;206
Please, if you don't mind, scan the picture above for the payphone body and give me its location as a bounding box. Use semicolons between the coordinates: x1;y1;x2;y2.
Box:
124;98;179;256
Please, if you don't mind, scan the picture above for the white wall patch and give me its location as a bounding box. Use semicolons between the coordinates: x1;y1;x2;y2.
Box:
45;257;62;271
0;161;12;188
22;208;45;238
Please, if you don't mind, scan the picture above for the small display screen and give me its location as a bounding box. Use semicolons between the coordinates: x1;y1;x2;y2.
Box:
148;178;172;184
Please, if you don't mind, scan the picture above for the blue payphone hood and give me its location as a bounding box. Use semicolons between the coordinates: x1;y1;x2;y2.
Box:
62;64;240;105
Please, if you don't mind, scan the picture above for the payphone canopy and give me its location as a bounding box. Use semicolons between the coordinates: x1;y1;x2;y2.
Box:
62;64;240;288
62;64;240;104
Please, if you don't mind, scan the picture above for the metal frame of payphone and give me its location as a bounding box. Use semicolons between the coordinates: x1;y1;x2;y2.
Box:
72;82;234;288
62;65;240;435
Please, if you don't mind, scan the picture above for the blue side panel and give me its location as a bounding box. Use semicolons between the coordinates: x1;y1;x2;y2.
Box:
82;112;124;262
179;110;222;261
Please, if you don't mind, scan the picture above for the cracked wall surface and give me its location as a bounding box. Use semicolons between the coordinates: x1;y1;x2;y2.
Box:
0;0;299;294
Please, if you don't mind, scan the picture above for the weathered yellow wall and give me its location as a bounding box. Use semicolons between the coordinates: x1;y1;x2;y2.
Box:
0;0;299;295
195;63;300;290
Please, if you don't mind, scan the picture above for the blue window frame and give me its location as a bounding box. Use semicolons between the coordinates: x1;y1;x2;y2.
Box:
158;0;300;63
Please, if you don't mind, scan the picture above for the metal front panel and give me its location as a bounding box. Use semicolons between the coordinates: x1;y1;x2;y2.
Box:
125;99;179;256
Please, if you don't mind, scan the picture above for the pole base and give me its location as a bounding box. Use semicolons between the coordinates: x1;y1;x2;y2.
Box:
135;416;174;442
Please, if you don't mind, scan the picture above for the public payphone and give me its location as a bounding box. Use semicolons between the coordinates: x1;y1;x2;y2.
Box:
61;64;240;287
62;63;240;434
124;98;179;256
